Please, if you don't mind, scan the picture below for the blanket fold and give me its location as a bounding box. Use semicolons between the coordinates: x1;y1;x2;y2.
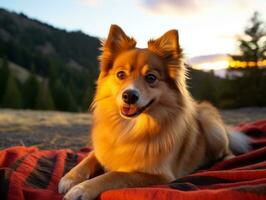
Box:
0;119;266;200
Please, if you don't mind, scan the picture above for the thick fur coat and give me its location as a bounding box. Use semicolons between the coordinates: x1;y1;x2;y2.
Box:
59;25;249;200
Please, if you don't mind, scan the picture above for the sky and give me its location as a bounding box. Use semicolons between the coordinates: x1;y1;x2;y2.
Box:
0;0;265;61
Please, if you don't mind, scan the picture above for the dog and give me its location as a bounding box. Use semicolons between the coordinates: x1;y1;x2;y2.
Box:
58;25;250;200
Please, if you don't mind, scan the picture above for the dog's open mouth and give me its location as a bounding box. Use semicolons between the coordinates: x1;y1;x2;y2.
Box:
121;99;155;118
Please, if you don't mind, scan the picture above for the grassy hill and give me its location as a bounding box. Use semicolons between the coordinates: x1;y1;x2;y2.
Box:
0;58;43;82
0;8;101;111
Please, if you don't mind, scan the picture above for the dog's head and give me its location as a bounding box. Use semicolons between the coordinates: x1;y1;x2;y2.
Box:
94;25;189;121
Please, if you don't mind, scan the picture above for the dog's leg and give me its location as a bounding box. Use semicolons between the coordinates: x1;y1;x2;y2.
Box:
63;171;169;200
201;119;233;160
223;154;235;160
58;151;102;194
197;102;234;161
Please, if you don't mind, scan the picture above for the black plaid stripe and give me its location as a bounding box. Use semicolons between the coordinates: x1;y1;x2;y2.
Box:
171;175;232;186
25;155;57;189
169;182;198;191
234;183;266;196
10;153;30;171
63;153;78;176
0;169;12;200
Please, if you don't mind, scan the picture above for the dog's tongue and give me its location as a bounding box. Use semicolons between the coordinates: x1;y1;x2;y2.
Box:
122;105;138;116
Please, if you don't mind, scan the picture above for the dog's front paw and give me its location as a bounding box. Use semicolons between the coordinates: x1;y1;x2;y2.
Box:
64;182;97;200
58;175;83;194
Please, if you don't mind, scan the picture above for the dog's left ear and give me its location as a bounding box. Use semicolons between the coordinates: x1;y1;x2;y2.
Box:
148;30;182;80
99;25;136;76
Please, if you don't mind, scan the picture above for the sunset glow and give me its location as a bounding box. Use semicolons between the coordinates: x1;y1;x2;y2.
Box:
194;60;229;71
229;59;266;69
188;55;266;71
0;0;265;60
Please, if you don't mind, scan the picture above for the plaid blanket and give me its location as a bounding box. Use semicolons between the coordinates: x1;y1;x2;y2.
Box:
0;119;266;200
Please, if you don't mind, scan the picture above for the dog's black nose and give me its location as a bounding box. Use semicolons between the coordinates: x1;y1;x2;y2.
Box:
122;90;139;104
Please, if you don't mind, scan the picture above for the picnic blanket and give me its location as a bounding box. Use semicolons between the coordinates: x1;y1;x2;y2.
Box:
0;119;266;200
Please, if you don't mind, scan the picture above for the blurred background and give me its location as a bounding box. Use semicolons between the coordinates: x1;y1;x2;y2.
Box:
0;0;266;111
0;0;265;149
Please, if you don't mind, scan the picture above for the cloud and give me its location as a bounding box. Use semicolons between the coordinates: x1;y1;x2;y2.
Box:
79;0;101;6
141;0;212;15
187;54;229;65
140;0;263;16
143;0;197;11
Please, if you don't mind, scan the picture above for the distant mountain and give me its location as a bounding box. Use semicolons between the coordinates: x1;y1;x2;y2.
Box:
0;8;101;112
0;8;101;76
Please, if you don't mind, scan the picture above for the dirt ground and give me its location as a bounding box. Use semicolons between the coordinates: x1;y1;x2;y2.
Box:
0;108;265;151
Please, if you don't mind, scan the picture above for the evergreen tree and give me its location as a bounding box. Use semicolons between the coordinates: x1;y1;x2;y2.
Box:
2;74;22;108
0;57;10;103
217;79;236;108
52;80;78;112
219;12;266;108
228;12;266;107
65;89;79;112
82;84;94;111
82;85;93;111
35;80;55;110
22;73;39;108
238;12;266;65
68;77;79;106
258;73;266;106
48;61;58;89
197;71;218;105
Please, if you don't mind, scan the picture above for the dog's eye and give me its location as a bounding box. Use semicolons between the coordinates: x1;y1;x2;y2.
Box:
145;74;157;84
117;71;126;80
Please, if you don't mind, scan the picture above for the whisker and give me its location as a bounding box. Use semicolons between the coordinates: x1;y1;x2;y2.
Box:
93;95;112;103
89;95;113;111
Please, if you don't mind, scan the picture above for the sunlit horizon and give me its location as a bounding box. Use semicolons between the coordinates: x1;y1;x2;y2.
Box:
0;0;265;70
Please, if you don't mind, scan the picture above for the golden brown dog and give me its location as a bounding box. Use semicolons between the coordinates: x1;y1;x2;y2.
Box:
59;25;249;200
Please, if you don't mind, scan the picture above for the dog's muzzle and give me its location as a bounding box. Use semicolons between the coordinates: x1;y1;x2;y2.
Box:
120;100;154;118
122;90;139;104
120;89;154;118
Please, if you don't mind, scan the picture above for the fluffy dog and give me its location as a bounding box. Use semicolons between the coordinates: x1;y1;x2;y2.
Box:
59;25;249;200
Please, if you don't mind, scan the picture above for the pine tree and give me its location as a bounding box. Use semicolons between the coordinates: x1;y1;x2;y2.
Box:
35;80;55;110
231;12;266;107
239;12;266;65
82;84;94;111
65;89;78;112
200;71;218;105
0;57;10;103
52;80;78;112
2;74;22;108
22;73;39;108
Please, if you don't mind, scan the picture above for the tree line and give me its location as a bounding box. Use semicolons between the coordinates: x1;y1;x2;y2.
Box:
0;57;94;111
189;12;266;108
0;8;99;112
0;10;265;111
188;67;266;108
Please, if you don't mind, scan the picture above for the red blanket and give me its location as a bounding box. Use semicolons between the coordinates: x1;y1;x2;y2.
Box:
1;119;266;200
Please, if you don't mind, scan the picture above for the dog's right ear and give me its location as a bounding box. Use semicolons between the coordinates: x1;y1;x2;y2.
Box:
99;25;136;76
148;30;182;80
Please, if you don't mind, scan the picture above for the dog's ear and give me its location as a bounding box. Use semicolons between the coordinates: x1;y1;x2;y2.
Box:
148;30;182;80
99;25;136;76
